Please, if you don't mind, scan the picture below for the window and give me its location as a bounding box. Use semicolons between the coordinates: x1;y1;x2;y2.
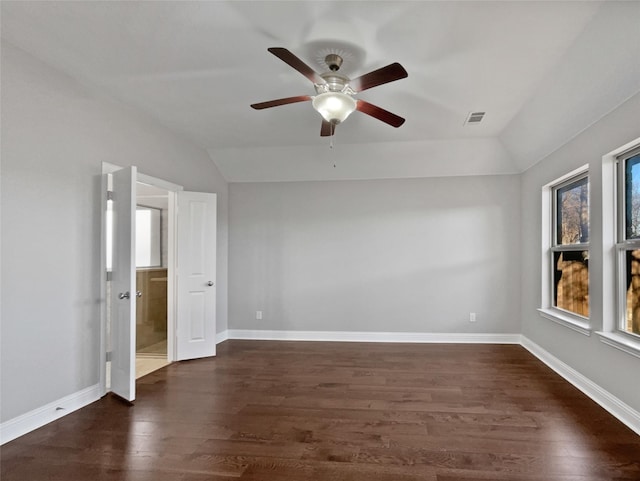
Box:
552;173;590;317
540;166;590;334
135;205;162;268
616;146;640;337
596;139;640;359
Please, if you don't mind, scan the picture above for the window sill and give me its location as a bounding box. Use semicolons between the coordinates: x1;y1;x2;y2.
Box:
538;308;591;336
596;331;640;359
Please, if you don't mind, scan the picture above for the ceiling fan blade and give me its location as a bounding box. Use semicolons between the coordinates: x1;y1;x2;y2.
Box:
350;62;408;92
267;47;326;85
251;95;312;110
356;100;406;128
320;120;335;137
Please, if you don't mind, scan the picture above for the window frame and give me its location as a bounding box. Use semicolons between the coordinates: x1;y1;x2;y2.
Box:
614;145;640;340
539;165;591;335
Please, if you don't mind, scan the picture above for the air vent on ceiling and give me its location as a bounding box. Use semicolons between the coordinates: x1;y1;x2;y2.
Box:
465;111;486;125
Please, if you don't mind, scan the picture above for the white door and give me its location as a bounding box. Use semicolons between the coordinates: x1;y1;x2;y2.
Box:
110;166;137;401
176;192;217;361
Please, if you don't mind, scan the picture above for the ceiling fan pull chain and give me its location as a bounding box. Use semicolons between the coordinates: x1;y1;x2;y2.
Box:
331;127;337;168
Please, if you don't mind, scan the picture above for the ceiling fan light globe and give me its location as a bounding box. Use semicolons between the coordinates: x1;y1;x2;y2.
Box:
312;92;356;123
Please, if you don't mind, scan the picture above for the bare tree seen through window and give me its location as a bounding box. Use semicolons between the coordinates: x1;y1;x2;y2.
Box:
554;178;589;317
624;157;640;334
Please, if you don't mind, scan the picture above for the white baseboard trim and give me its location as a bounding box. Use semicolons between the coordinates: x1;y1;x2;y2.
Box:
216;330;229;344
521;336;640;436
225;329;521;344
0;383;102;445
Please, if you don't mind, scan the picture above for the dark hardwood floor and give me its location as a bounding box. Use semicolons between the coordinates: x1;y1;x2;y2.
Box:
2;341;639;480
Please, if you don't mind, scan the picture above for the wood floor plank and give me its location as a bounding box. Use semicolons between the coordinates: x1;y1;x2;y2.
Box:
2;341;639;480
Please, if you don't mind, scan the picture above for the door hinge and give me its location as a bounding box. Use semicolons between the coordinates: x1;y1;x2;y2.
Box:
107;190;114;201
106;271;112;281
106;351;112;362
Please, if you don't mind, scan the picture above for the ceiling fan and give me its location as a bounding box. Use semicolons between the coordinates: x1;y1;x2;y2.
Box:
251;47;408;137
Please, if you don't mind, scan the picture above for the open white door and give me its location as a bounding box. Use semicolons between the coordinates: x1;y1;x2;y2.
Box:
176;192;217;361
111;166;137;401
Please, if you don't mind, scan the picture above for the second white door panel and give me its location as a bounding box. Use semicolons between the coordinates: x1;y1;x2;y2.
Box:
176;192;217;361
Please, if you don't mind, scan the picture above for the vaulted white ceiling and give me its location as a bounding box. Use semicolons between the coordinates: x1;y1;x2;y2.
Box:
2;1;639;182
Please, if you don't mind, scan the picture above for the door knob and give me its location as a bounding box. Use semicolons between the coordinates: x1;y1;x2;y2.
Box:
118;292;130;300
136;291;142;298
207;281;214;286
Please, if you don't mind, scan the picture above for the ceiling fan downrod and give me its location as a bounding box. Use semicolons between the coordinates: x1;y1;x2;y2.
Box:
324;53;343;72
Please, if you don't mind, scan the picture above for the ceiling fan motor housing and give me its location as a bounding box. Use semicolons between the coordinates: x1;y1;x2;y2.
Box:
316;73;352;94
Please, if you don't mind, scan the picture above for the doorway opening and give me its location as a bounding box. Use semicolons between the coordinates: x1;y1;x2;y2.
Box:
134;182;170;378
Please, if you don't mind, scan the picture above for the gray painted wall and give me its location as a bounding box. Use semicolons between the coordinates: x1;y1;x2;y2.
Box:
229;175;521;334
0;43;228;422
520;91;640;413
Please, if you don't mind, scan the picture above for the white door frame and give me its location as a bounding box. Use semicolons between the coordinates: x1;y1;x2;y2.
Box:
100;162;183;394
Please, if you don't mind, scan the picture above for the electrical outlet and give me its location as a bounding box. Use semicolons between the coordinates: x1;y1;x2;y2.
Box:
469;312;477;322
256;310;263;320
